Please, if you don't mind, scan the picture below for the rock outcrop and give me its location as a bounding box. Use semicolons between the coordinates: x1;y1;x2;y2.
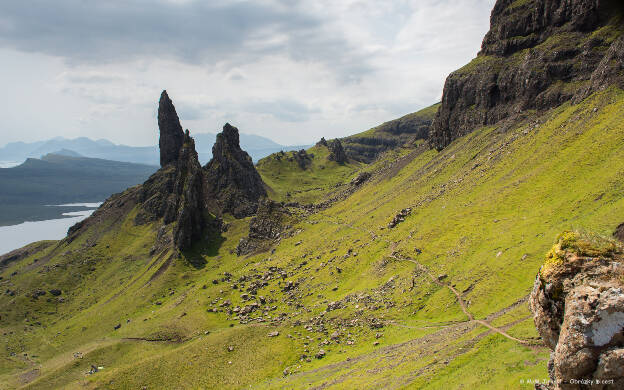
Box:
342;105;437;162
204;123;267;218
76;91;220;252
137;114;217;250
236;199;290;256
429;0;624;150
328;139;347;163
158;90;185;167
615;223;624;242
530;231;624;389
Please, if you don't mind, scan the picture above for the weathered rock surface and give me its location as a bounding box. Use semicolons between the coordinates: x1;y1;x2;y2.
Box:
429;0;624;150
137;129;216;250
72;91;219;252
236;199;290;256
530;231;624;389
614;222;624;242
204;123;267;218
327;139;347;163
158;90;185;167
388;208;412;228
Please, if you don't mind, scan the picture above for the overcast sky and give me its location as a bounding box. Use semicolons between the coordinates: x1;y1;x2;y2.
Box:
0;0;496;147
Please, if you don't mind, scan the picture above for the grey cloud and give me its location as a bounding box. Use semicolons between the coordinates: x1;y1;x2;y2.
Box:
0;0;374;81
244;99;318;122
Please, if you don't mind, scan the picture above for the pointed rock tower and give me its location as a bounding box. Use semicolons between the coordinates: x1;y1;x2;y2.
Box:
204;123;267;218
158;90;185;167
135;91;217;250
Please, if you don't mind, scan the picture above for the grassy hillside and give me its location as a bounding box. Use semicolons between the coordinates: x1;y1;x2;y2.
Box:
257;144;364;204
342;103;440;163
2;87;624;389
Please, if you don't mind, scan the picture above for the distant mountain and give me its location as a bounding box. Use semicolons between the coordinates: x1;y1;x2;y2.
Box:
0;134;310;166
0;153;157;225
50;148;83;157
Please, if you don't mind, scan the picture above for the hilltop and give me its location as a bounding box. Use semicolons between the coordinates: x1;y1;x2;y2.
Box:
1;1;624;389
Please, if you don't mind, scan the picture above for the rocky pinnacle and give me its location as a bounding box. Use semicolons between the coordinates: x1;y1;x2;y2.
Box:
204;123;267;218
158;90;185;167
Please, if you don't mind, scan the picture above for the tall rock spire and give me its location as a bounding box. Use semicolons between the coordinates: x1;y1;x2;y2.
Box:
204;123;267;218
158;90;185;167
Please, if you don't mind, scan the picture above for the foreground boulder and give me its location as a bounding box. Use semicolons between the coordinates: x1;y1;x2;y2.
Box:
204;123;267;218
530;231;624;389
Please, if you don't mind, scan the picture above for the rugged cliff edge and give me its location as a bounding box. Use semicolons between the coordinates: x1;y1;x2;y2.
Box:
429;0;624;150
530;231;624;389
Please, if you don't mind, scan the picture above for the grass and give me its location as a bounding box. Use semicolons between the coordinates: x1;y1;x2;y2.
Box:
257;144;364;204
1;87;624;388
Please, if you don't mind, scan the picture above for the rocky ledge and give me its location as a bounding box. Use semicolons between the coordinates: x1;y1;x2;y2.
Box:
530;231;624;389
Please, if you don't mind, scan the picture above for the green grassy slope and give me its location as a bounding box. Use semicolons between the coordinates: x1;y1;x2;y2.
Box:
2;87;624;389
342;103;440;163
257;144;364;204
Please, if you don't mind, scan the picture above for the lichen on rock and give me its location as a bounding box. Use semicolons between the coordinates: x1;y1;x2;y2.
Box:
530;230;624;389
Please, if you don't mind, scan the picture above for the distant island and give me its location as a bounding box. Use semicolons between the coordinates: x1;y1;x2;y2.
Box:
0;153;156;225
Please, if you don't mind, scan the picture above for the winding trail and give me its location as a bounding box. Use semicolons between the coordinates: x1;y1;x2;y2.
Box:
317;213;543;347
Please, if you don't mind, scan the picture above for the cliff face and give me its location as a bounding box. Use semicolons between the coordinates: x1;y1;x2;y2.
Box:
204;123;267;218
530;231;624;389
429;0;624;150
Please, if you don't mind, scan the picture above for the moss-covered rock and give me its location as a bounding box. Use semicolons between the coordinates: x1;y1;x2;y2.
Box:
530;231;624;388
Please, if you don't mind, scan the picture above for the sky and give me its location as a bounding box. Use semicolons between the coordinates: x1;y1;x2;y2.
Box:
0;0;496;147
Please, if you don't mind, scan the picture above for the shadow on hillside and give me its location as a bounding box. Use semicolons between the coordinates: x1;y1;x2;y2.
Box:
183;232;226;269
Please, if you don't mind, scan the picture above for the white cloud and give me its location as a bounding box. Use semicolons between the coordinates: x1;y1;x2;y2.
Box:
0;0;496;147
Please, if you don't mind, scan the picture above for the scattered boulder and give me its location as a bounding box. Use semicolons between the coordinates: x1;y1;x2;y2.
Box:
350;172;371;186
236;200;290;256
316;137;328;147
388;208;412;228
268;331;280;337
282;281;298;292
530;231;624;389
326;301;342;312
614;222;624;242
49;289;62;296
